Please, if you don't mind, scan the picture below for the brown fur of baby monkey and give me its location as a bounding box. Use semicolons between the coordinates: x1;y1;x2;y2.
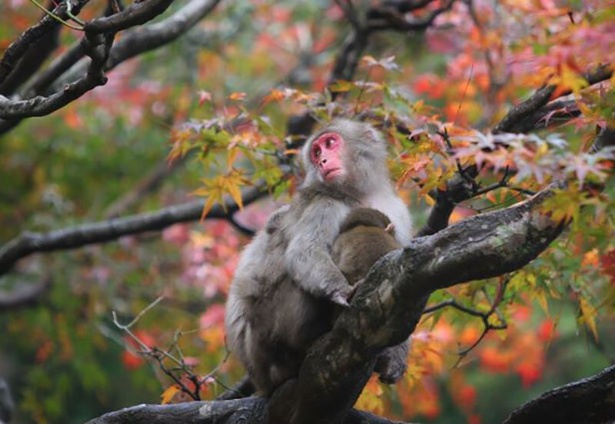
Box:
332;207;402;286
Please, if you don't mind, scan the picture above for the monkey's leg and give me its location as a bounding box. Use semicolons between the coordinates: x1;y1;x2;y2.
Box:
374;339;410;384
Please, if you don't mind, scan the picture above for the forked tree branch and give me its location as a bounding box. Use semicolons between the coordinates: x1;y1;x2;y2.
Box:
0;0;222;135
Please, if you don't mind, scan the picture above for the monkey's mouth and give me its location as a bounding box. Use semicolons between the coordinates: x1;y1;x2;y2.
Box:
323;168;342;181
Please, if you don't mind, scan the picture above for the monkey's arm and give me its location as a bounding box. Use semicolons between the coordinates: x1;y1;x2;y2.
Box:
284;201;351;306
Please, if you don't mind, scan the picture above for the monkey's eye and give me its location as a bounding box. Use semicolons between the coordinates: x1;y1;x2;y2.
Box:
312;146;321;160
325;137;335;148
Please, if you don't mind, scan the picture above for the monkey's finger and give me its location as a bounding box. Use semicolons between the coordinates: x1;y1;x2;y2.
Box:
331;291;350;307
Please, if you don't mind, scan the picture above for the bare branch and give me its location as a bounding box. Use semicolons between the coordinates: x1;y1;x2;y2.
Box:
0;185;268;277
0;275;51;309
0;0;221;135
87;399;268;424
21;40;85;97
105;0;222;69
0;19;61;96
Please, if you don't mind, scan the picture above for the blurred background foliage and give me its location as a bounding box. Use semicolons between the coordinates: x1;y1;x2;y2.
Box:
1;0;614;423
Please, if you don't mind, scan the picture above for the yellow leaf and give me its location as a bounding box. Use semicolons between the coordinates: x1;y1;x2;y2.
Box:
161;385;180;404
535;289;549;315
262;88;285;105
200;196;217;220
356;377;385;415
226;178;244;211
581;249;600;267
229;92;246;101
329;80;355;93
560;64;588;95
579;297;599;341
227;147;240;170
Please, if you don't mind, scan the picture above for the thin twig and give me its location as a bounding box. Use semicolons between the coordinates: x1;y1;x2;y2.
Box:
28;0;84;30
112;295;165;330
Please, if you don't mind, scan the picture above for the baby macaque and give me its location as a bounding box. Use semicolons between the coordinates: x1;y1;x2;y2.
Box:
332;207;402;286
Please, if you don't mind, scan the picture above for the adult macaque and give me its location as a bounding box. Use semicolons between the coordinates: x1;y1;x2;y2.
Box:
332;207;401;285
225;119;413;395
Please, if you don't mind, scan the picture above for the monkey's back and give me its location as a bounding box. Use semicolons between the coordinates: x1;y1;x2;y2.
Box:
332;226;401;285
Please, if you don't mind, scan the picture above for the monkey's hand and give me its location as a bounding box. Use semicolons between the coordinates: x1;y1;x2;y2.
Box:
329;285;352;307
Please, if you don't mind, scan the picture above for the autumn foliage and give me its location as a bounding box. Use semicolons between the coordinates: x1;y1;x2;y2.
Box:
0;0;614;423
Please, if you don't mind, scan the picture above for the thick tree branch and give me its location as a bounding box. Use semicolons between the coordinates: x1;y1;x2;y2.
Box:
104;0;222;70
21;40;86;98
20;0;220;100
0;19;60;96
0;0;180;121
88;398;268;424
87;397;393;424
87;363;615;424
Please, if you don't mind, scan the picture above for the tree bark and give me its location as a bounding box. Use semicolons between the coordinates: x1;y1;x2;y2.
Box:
504;364;615;424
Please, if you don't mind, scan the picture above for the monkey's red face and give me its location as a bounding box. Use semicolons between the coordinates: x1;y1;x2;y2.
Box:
311;132;344;182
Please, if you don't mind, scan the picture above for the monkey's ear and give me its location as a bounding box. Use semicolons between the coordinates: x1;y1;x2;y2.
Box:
364;126;381;141
385;223;395;234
